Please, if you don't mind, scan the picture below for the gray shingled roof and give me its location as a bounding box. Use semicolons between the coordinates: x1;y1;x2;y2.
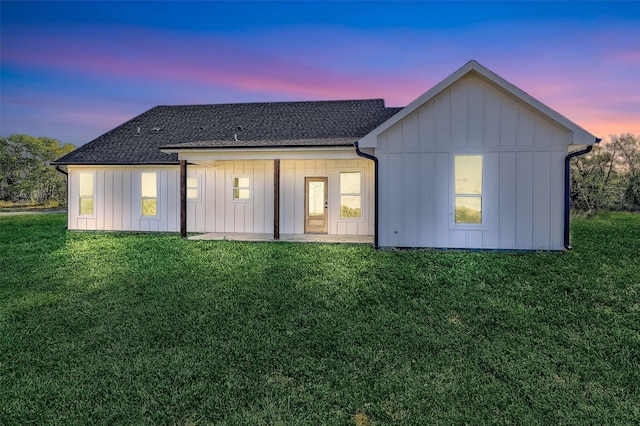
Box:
53;99;402;165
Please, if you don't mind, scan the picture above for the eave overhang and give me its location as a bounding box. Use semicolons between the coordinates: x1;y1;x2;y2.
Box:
160;145;361;163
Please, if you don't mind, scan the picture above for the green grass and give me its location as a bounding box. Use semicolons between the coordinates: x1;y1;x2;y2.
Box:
1;213;639;424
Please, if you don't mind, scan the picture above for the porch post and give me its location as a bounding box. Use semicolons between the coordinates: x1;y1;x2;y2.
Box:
180;160;187;238
274;159;280;240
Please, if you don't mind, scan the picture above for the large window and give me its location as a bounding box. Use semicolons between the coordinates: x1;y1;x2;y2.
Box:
454;155;483;224
340;171;361;219
233;177;251;201
141;172;157;217
78;172;94;215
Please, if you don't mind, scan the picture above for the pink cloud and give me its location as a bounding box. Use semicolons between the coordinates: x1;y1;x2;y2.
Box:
4;24;638;142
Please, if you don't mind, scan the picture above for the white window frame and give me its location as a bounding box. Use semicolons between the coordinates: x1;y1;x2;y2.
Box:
78;171;96;217
141;172;159;218
339;170;364;221
187;175;201;203
452;155;484;227
232;176;252;202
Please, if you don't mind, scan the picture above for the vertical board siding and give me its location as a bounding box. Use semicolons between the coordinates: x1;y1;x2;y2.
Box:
375;74;572;250
549;152;565;249
68;167;179;233
112;170;122;230
403;113;419;149
378;153;389;246
500;98;519;146
418;153;435;247
484;88;501;145
434;153;450;247
483;152;500;248
516;152;534;249
387;154;404;246
533;152;552;250
499;152;517;248
279;158;373;236
68;162;276;234
122;170;132;230
435;89;451;147
418;102;436;147
403;154;419;246
468;76;485;146
451;78;468;146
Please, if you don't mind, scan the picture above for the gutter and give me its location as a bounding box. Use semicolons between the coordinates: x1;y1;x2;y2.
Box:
354;141;379;248
564;138;601;249
54;165;68;176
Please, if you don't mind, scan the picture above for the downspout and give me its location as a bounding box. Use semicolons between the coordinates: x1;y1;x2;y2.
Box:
354;141;378;248
54;165;69;225
564;138;601;249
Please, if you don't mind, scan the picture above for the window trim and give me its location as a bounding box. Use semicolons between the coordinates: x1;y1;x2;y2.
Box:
339;170;364;221
141;171;159;218
187;175;201;203
78;171;96;217
232;176;252;202
451;154;484;228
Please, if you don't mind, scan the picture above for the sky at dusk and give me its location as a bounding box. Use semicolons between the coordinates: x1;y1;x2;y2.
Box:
1;1;639;147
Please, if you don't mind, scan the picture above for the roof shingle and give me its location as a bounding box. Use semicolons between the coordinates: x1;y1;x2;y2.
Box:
53;99;402;165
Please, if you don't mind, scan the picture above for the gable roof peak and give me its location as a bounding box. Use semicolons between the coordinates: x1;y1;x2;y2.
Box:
357;60;597;147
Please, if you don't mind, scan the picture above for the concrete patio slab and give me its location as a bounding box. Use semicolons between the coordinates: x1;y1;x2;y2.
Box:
189;232;373;244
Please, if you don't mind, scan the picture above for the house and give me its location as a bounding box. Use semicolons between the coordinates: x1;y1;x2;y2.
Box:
52;61;599;250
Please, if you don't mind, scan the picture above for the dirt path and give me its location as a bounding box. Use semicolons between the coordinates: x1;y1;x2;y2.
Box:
0;209;66;216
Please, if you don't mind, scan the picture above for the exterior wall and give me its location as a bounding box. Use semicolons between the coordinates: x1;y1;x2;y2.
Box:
67;159;374;236
376;74;572;250
280;159;374;235
188;160;274;234
67;166;180;232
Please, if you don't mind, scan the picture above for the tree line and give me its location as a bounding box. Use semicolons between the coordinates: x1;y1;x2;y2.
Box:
0;134;75;206
571;134;640;212
1;133;638;211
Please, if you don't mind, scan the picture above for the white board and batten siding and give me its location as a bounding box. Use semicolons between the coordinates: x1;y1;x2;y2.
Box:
187;161;275;234
279;159;374;236
68;166;180;232
67;159;374;237
376;73;571;250
189;159;373;235
67;162;274;234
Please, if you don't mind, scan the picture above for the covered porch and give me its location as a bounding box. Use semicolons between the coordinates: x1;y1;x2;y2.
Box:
162;145;376;244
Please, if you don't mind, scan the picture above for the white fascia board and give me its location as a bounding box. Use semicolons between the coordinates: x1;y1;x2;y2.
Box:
67;164;178;170
358;60;598;148
161;147;360;161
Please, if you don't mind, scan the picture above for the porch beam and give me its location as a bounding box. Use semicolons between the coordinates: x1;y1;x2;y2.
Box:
274;159;280;240
180;160;187;238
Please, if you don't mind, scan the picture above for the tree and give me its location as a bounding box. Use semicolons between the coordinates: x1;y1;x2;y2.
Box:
571;134;640;212
0;134;75;205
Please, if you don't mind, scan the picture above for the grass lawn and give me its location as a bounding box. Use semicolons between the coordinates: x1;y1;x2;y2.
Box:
1;213;639;424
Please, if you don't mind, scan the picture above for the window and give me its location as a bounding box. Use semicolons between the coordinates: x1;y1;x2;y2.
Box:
187;177;200;201
340;171;361;219
454;155;483;224
233;177;251;200
141;172;157;217
78;172;94;215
